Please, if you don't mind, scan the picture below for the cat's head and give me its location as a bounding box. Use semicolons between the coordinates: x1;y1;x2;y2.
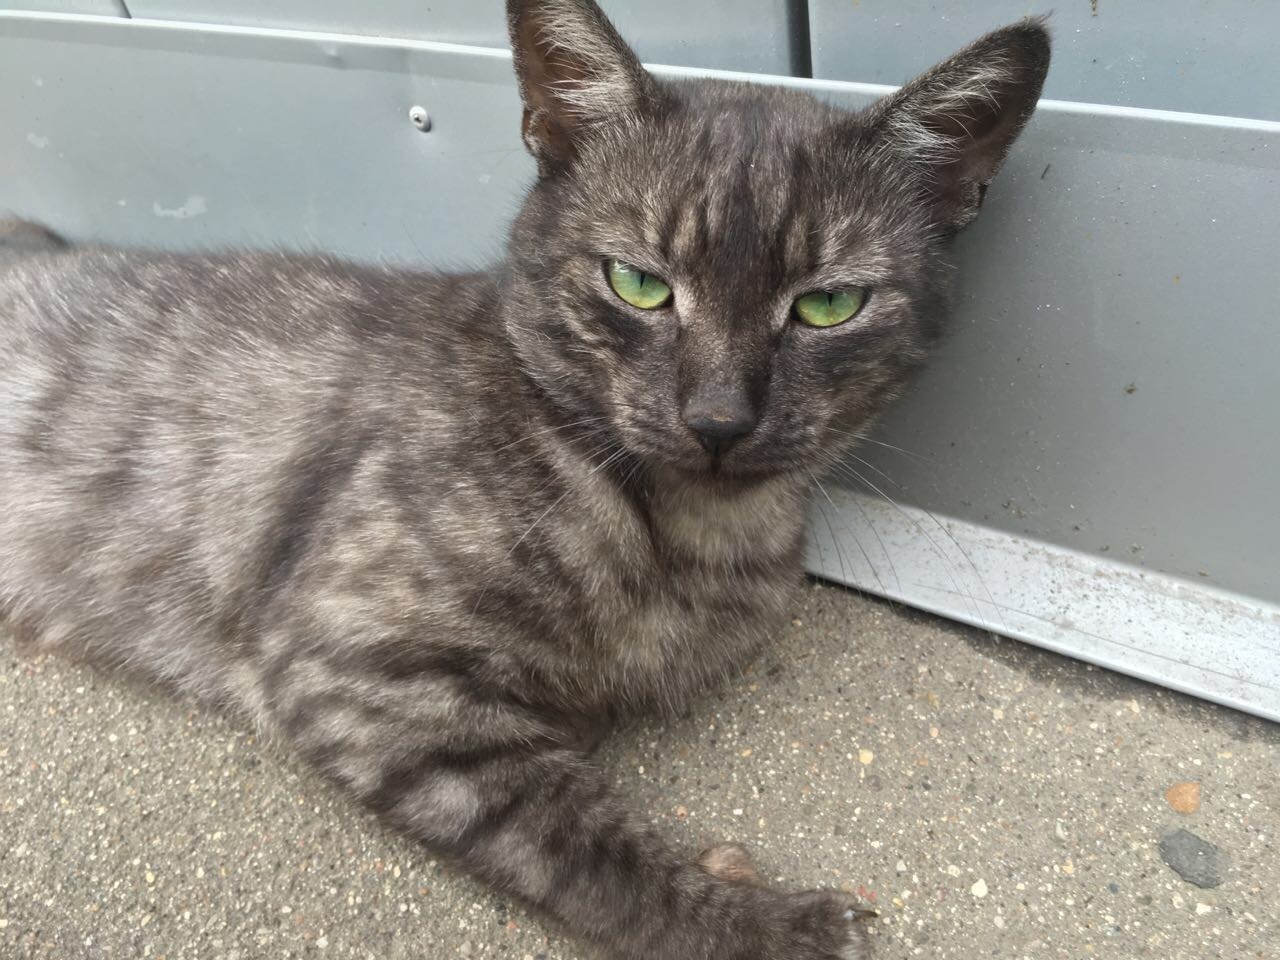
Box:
503;0;1049;486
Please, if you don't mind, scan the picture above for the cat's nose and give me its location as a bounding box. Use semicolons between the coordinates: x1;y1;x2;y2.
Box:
683;393;757;458
686;415;754;458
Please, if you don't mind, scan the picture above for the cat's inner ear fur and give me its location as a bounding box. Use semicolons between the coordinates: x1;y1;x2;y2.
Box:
868;18;1051;232
507;0;659;173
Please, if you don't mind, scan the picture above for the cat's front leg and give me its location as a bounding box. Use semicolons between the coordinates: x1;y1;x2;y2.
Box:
269;662;868;959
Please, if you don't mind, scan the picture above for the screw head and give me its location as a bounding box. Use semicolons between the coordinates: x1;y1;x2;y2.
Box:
408;105;431;132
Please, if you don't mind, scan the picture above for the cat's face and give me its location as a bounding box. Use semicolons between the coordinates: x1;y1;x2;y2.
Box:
504;0;1049;485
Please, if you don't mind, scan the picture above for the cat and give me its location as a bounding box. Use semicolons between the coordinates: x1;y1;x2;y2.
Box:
0;1;1049;957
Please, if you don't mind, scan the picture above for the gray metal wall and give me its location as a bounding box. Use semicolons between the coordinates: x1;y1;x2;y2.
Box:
809;0;1279;119
802;1;1280;721
1;3;1276;720
50;0;802;73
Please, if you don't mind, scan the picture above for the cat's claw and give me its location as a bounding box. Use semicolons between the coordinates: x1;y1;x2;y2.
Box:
830;893;874;960
839;906;874;960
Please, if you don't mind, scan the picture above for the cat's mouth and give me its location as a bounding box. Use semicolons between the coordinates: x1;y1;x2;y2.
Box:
661;461;772;497
617;418;794;488
672;451;789;491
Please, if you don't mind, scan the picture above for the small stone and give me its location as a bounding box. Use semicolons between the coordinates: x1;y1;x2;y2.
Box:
896;860;907;874
946;864;961;878
1165;781;1202;814
970;878;988;898
1195;903;1212;915
857;749;874;765
1158;829;1227;888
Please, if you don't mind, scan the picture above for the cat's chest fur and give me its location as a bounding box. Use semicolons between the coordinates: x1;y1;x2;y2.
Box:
547;460;810;708
373;422;812;716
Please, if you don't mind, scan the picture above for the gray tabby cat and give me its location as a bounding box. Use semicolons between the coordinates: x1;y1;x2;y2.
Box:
0;1;1049;957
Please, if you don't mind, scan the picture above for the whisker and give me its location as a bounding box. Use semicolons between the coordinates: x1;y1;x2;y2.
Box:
588;445;630;476
837;476;902;592
824;426;928;461
494;416;608;453
504;489;574;562
810;473;887;598
506;426;614;471
807;471;851;587
826;457;996;632
843;449;902;490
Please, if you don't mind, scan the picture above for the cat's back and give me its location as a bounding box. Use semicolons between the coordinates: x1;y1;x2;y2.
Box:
0;245;482;375
0;246;502;459
0;245;505;685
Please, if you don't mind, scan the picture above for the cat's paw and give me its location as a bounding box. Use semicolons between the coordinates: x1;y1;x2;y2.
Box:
769;888;875;960
692;844;875;959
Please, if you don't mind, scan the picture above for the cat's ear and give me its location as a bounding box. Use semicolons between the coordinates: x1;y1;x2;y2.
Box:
867;19;1051;232
507;0;661;174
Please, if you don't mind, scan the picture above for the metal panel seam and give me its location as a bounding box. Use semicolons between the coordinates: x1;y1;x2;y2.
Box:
4;11;1280;132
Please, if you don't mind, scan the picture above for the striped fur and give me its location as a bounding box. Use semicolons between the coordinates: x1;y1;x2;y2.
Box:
0;2;1048;957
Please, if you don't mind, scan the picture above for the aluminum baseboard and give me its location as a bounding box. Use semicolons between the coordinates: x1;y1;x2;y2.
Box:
806;488;1280;721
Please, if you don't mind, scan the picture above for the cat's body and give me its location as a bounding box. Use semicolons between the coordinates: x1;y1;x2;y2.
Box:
0;2;1049;957
0;247;798;714
0;241;825;957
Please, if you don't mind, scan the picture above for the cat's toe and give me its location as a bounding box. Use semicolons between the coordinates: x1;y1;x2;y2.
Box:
831;896;874;960
836;914;873;960
771;889;876;960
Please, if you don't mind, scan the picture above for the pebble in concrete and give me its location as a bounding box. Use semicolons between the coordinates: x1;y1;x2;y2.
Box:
1158;828;1228;889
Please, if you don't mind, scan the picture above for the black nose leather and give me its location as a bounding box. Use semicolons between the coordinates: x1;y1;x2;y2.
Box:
684;410;757;458
683;379;758;458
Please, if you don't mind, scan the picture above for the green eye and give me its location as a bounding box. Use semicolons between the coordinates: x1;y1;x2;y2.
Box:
606;259;673;310
794;287;867;328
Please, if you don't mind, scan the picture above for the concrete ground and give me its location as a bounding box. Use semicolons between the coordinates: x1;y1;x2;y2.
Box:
1;580;1275;960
